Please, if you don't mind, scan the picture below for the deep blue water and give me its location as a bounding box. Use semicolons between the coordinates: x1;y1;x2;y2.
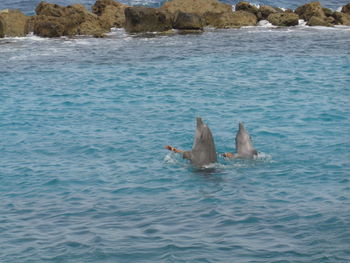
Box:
0;0;350;15
1;1;350;262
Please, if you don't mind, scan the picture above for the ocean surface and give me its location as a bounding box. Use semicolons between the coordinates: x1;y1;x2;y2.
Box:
1;0;350;15
1;0;350;262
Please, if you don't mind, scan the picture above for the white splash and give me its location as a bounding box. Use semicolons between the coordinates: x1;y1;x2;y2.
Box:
298;19;307;27
257;20;275;28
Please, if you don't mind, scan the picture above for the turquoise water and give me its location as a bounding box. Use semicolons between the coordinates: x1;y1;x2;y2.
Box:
1;24;350;262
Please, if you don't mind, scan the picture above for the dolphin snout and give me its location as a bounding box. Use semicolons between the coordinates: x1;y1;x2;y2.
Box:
239;122;245;130
196;117;204;127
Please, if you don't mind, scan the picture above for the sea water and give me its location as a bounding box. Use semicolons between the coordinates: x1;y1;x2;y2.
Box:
1;1;350;262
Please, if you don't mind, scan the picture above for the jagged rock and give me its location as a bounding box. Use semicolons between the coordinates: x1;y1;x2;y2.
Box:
0;16;4;37
259;5;279;20
267;12;299;26
295;1;325;21
124;6;172;33
294;2;335;26
32;15;66;37
235;1;258;15
160;0;258;28
322;7;333;17
307;15;332;26
32;2;109;37
92;0;128;28
161;0;232;16
173;11;203;30
341;3;350;14
0;9;29;37
332;11;350;25
203;10;257;28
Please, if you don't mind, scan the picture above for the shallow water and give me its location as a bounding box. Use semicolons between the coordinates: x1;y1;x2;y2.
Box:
1;16;350;263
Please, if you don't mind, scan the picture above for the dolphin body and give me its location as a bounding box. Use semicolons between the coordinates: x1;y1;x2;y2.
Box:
183;117;217;167
235;122;258;158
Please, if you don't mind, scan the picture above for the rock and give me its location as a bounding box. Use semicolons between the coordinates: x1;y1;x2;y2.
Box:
160;0;256;28
0;16;4;38
32;15;66;37
294;2;335;26
295;1;325;21
92;0;128;28
235;2;258;14
203;10;257;28
332;11;350;25
322;7;333;17
173;11;203;30
267;12;299;26
307;15;332;26
124;6;172;33
0;9;29;37
341;3;350;14
93;32;107;37
161;0;232;16
259;5;279;20
33;2;109;37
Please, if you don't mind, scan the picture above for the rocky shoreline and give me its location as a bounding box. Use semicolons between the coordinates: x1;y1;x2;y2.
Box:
1;0;350;38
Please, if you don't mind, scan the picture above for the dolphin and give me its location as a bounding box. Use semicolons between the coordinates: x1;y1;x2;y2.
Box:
234;122;258;158
181;117;217;167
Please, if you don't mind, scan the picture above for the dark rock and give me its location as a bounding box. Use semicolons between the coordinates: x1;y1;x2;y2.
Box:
36;2;68;17
259;5;279;20
161;0;256;28
0;16;4;38
32;15;66;37
341;3;350;14
33;2;109;37
267;12;299;26
93;32;107;37
332;11;350;25
0;9;29;37
235;1;258;15
307;15;332;26
92;0;128;28
161;0;232;16
294;2;336;26
322;7;333;17
203;10;257;28
160;0;234;28
124;6;172;33
295;2;325;21
173;11;203;30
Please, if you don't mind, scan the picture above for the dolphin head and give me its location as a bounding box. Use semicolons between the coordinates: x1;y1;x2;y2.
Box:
189;117;217;167
235;122;257;158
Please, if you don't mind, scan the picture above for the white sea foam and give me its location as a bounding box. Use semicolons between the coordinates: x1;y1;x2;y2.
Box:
164;151;273;170
257;20;276;28
164;152;185;166
298;19;307;27
3;32;48;41
254;152;272;161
